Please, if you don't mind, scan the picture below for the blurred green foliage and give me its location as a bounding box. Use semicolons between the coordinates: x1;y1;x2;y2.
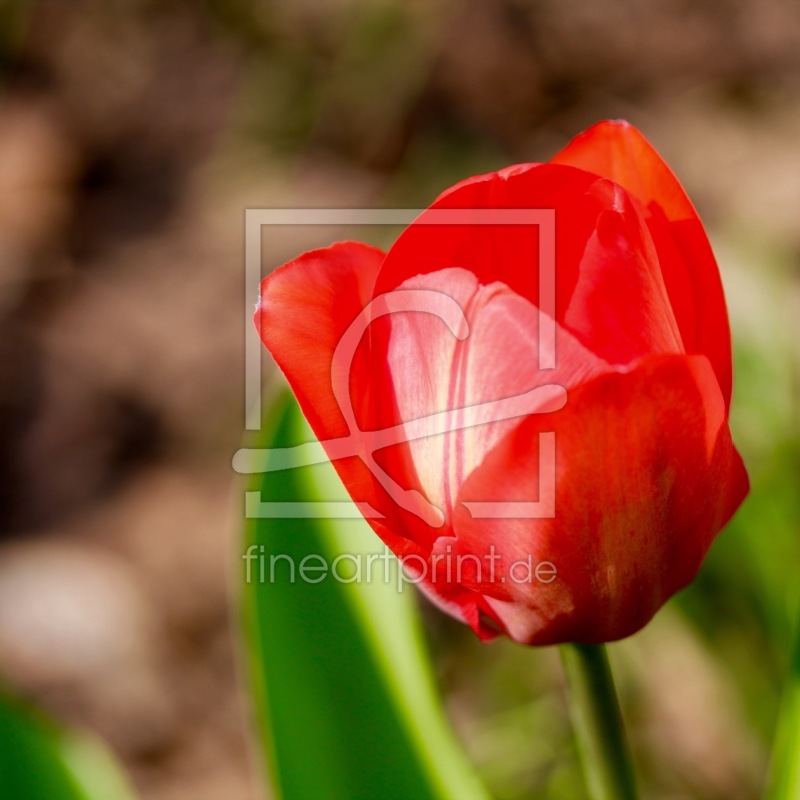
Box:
0;691;136;800
240;392;488;800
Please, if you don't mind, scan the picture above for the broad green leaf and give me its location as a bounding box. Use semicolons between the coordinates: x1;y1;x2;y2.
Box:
239;391;489;800
0;691;137;800
766;605;800;800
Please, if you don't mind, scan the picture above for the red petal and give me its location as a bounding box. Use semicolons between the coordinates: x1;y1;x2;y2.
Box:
384;267;608;523
450;353;749;645
255;241;384;441
374;163;602;312
552;120;733;407
255;242;439;555
375;162;683;368
562;178;683;364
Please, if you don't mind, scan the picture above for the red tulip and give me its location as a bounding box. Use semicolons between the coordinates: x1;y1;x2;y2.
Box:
254;120;749;645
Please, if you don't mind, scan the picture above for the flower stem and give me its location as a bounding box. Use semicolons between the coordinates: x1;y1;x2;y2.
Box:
561;643;639;800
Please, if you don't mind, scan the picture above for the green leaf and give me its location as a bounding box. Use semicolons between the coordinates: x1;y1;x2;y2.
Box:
239;391;489;800
766;604;800;800
0;691;137;800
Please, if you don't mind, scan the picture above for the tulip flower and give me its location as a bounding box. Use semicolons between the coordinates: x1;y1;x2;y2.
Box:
254;120;748;647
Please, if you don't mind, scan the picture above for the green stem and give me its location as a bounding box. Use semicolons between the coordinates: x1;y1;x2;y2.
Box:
561;644;639;800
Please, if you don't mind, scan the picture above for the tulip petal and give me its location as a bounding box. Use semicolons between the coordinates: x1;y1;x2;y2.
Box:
255;242;439;558
384;268;609;526
374;163;601;313
450;353;749;644
562;177;683;363
552;120;733;406
255;241;384;441
375;162;684;369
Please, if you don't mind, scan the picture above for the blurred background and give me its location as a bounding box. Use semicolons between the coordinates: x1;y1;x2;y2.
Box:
1;1;799;799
